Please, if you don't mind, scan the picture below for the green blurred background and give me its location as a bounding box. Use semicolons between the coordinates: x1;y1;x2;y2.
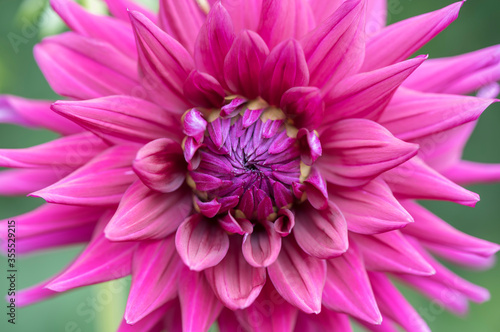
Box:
0;0;499;331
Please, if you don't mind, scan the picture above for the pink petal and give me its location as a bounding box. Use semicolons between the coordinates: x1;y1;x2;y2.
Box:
31;146;138;206
0;204;102;254
444;161;500;186
322;55;427;123
369;271;431;332
268;236;326;314
235;281;298;332
307;0;343;24
242;220;282;267
383;157;480;207
380;88;494;141
257;0;315;49
179;270;224;332
183;70;225;108
260;39;309;106
329;178;414;234
352;231;435;276
0;96;82;135
118;303;170;332
46;216;137;292
0;132;107;169
218;309;242;332
205;237;266;309
129;10;194;112
297;128;322;166
133;138;186;193
34;32;141;100
294;308;352;332
15;279;58;307
105;181;192;241
105;0;157;23
196;197;222;218
365;0;387;36
176;214;230;271
194;2;235;86
52;96;181;145
183;108;208;143
362;1;462;71
51;0;136;57
274;208;296;236
401;200;500;262
158;0;206;54
403;45;500;95
218;211;253;235
224;30;269;99
301;0;365;91
222;0;263;32
317;119;418;187
294;201;348;259
323;242;382;324
280;86;325;130
0;168;70;196
125;236;184;324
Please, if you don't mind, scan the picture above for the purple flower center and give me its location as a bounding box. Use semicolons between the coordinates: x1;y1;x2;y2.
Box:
183;99;305;221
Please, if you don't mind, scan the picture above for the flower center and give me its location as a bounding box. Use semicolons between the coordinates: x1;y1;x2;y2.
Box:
182;98;306;221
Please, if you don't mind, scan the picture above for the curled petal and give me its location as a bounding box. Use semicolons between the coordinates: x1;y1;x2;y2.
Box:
294;201;348;259
242;220;282;267
133;138;186;193
176;214;230;271
280;86;325;130
205;237;266;310
297;128;322;166
268;236;326;314
183;70;225;108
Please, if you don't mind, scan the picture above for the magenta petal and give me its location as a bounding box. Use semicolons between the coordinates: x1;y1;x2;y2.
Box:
369;272;431;332
258;0;315;49
129;10;194;112
352;231;435;276
105;0;157;23
280;86;325;130
362;1;462;71
380;88;494;141
47;220;137;292
31;146;138;206
383;157;480;207
294;201;348;259
125;236;183;324
183;137;204;170
105;181;192;241
194;2;235;86
404;45;500;95
330;178;414;234
52;96;181;145
268;236;326;314
118;304;170;332
260;39;310;106
179;270;224;332
51;0;136;57
196;198;222;218
323;242;382;324
401;200;500;263
0;95;82;135
184;70;225;108
275;208;296;236
444;161;500;186
301;0;365;91
317;119;419;187
365;0;387;36
0;204;102;254
295;309;352;332
15;279;58;307
183;108;208;143
297;128;322;166
224;30;269;99
303;167;328;210
34;32;140;100
323;56;427;123
222;0;263;32
308;0;343;24
0;168;70;196
235;281;298;332
176;214;230;271
205;237;266;309
218;212;253;235
0;132;106;169
158;0;205;54
133;138;186;193
242;220;282;267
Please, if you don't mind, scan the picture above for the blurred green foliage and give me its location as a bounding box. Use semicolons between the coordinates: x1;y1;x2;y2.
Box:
0;0;500;331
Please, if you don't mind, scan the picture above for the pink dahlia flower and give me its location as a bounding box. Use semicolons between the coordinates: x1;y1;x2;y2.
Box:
2;0;500;331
